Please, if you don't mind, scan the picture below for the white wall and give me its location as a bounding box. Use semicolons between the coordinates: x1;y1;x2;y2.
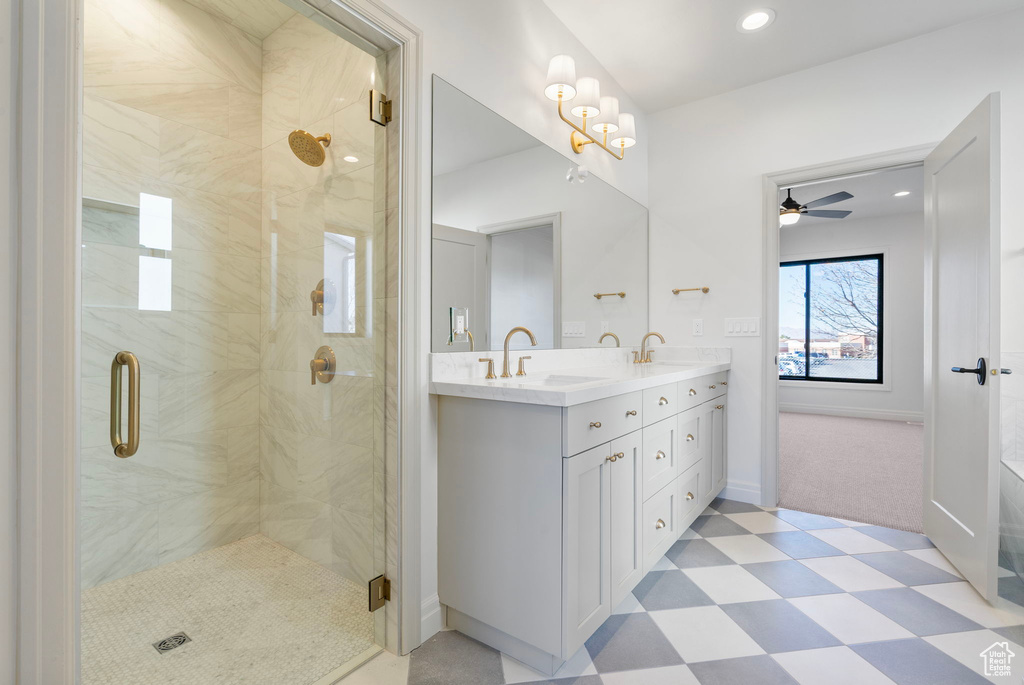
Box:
647;9;1024;503
375;0;649;642
1;0;16;676
778;212;924;421
490;226;556;350
433;146;649;351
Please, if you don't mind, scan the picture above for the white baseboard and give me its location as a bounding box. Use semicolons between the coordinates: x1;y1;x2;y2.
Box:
421;594;443;641
780;402;924;423
721;480;761;506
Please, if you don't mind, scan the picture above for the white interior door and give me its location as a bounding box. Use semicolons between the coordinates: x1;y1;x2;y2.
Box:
924;93;1001;599
432;224;489;351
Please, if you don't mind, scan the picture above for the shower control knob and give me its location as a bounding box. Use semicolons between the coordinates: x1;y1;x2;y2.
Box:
310;346;336;385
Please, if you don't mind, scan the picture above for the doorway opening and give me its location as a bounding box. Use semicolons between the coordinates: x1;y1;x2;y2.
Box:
773;164;926;532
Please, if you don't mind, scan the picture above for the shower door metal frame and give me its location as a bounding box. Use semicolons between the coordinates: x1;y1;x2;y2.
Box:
11;0;427;681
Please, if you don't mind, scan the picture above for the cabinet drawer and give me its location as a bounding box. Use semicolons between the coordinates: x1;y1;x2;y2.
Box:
705;372;728;400
641;417;676;501
642;480;679;574
563;391;643;456
642;383;677;426
676;379;705;412
677;406;703;473
676;463;702;531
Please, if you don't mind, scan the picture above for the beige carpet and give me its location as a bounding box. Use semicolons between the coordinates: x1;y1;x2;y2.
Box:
778;412;924;533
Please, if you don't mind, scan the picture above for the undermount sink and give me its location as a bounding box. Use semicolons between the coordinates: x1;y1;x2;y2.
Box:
524;375;609;386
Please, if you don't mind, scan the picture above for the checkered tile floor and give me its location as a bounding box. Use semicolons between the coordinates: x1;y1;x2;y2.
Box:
407;498;1024;685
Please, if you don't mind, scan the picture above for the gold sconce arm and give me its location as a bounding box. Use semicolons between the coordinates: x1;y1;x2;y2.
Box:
672;287;710;295
594;292;626;300
558;97;625;160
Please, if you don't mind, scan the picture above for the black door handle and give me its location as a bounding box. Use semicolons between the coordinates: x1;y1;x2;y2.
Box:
951;357;987;385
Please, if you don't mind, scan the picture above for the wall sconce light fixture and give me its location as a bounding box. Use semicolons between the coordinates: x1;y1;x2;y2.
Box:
545;55;637;160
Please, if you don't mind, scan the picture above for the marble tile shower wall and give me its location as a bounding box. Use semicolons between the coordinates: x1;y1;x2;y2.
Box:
258;12;383;587
80;0;271;588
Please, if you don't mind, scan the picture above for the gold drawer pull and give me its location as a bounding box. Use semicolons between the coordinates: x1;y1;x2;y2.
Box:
590;421;602;428
686;492;694;501
686;434;694;442
688;388;697;396
626;409;637;417
110;350;141;458
655;519;666;529
658;396;669;406
715;404;724;410
606;451;624;463
655;450;666;460
721;381;728;386
709;384;716;389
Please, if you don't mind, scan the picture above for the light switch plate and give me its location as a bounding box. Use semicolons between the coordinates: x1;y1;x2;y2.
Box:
725;317;760;337
562;321;586;338
692;319;703;336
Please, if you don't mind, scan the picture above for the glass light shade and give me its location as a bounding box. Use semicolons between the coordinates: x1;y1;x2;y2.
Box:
591;96;620;134
544;55;577;101
610;112;637;148
570;77;601;118
779;209;801;225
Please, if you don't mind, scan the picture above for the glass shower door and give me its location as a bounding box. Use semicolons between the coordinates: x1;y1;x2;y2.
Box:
80;0;393;682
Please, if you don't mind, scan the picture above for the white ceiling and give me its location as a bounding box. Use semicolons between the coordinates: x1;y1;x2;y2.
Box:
542;0;1024;112
432;79;544;176
780;165;923;228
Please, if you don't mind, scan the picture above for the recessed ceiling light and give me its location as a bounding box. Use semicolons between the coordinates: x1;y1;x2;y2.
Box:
738;8;776;32
343;155;359;163
893;190;911;197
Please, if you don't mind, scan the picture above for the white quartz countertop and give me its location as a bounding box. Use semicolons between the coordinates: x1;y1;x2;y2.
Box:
431;360;730;407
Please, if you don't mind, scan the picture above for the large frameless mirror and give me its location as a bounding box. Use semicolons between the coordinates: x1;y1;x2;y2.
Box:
431;77;649;353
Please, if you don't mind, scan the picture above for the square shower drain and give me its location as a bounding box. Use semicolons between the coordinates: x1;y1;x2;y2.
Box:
153;632;191;654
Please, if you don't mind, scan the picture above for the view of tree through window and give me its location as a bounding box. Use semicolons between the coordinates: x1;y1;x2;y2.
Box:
779;254;883;383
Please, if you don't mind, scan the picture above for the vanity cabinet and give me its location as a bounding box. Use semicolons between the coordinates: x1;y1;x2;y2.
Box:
437;370;728;675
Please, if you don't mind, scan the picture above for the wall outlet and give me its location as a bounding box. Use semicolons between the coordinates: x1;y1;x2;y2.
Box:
692;318;704;336
562;321;586;338
725;317;760;337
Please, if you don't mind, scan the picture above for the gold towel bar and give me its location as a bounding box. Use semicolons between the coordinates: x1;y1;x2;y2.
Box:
594;292;626;300
672;287;710;294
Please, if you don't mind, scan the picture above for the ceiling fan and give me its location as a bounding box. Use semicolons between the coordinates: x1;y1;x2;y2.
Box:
779;188;853;226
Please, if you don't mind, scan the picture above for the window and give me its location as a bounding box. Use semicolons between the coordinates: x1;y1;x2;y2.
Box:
779;254;883;383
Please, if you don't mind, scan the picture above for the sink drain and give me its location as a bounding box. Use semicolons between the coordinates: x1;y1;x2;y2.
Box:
153;632;191;654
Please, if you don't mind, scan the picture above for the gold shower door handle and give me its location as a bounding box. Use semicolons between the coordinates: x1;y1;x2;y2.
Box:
110;350;141;458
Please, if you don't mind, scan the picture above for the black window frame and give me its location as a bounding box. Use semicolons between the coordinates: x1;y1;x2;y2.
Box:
779;253;884;385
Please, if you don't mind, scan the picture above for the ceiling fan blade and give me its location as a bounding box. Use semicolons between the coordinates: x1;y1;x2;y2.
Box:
804;209;852;219
803;191;853;209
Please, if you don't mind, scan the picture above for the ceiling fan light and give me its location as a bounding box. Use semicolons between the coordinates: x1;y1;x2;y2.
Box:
544;54;577;101
779;209;801;226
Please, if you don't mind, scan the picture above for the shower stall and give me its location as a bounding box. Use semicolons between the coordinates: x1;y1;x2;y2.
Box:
79;0;399;682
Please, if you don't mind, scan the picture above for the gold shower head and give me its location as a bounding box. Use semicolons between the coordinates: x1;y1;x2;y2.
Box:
288;130;332;167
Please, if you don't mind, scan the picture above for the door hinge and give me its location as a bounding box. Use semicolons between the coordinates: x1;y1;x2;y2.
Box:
370;89;392;126
368;574;391;611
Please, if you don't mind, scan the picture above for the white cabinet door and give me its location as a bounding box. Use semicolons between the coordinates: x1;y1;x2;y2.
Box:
564;443;612;656
711;401;727;494
697;403;716;506
609;431;642;608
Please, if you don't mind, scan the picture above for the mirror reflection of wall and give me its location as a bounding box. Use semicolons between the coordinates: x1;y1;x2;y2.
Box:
431;76;648;353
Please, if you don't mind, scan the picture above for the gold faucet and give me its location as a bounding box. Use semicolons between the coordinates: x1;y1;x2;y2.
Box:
502;326;537;377
638;332;666;363
599;332;620;347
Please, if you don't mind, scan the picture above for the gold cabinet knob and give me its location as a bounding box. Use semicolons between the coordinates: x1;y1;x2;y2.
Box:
686;492;694;501
589;421;602;428
655;450;666;460
606;451;624;463
688;388;697;396
658;396;669;406
721;381;728;386
655;519;666;529
685;434;694;442
626;409;637;417
709;384;716;389
715;404;724;410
